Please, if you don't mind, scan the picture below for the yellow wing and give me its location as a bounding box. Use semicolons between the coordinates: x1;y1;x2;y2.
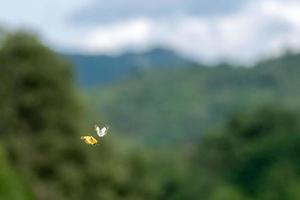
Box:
80;136;98;145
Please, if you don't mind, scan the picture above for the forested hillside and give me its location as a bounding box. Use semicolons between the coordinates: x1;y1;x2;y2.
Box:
66;48;194;87
83;53;300;145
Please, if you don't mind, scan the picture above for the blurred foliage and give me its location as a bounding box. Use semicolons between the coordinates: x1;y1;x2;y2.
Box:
189;105;300;200
0;145;34;200
0;31;83;200
1;30;300;200
0;31;187;200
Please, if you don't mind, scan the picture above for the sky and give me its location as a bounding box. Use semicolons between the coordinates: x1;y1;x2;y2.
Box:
1;0;300;63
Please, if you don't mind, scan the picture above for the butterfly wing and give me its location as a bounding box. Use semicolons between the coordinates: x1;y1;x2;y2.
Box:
95;125;108;137
95;125;100;133
89;136;98;145
80;136;98;145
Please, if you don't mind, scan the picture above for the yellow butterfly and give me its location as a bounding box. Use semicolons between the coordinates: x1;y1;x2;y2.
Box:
80;136;98;145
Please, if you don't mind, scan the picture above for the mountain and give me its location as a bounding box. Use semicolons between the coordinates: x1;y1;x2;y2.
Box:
65;47;195;87
83;52;300;146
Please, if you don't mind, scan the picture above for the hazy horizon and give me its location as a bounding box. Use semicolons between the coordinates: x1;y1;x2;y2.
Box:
1;0;300;64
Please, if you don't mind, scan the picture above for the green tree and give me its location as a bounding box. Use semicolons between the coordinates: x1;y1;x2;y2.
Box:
190;105;300;199
0;31;83;200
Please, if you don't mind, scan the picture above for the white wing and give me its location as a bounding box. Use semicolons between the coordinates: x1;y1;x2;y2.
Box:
95;125;100;133
95;125;108;137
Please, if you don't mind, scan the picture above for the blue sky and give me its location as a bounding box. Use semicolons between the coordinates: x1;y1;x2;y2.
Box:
1;0;300;63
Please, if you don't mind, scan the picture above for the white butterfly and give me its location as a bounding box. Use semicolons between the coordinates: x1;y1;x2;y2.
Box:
95;124;109;137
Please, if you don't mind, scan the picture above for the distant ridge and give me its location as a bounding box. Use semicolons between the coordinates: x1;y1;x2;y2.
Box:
64;47;196;87
83;52;300;145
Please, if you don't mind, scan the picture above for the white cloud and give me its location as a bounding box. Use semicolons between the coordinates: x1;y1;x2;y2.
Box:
77;0;300;63
81;19;154;53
